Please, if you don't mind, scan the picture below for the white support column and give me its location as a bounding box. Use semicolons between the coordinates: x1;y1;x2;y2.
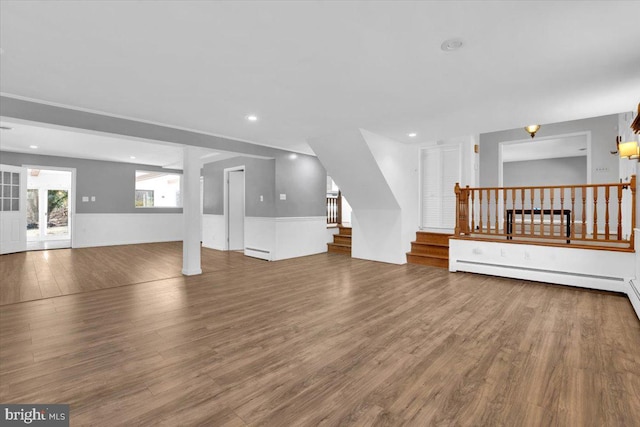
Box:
182;146;202;275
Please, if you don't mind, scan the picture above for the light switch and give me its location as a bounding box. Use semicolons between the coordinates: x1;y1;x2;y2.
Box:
260;195;264;202
280;194;286;200
82;196;89;202
91;196;96;202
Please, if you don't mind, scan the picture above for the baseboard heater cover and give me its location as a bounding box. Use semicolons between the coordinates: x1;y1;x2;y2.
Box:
245;247;271;261
456;260;623;282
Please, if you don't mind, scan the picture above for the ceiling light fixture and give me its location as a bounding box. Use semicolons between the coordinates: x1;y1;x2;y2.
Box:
441;38;464;52
29;145;38;149
408;133;417;138
524;124;541;138
130;156;136;159
245;114;258;122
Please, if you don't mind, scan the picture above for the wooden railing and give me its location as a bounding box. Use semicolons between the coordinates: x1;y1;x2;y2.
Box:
326;191;342;225
454;176;636;250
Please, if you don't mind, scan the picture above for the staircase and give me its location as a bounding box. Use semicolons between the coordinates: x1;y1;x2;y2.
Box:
406;231;450;268
327;225;351;255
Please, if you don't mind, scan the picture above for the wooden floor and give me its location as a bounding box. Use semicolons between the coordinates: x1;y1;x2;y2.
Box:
1;243;639;426
0;242;263;305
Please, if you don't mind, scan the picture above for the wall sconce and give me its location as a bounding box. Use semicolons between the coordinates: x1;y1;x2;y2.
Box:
524;124;540;138
617;136;640;160
632;103;640;134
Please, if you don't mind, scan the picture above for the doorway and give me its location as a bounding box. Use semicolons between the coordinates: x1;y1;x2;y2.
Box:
226;168;245;251
26;167;73;250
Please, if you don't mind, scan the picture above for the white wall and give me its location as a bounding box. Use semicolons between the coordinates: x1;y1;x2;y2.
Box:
73;213;182;248
449;238;634;294
361;129;419;262
202;214;225;250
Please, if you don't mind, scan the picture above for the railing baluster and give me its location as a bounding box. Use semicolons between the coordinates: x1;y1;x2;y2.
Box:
631;175;636;250
571;187;576;239
485;189;490;232
605;186;610;240
471;189;476;233
495;189;499;233
593;187;598;239
617;183;623;240
550;189;555;237
511;188;515;237
530;189;535;235
479;189;483;232
521;188;525;235
503;188;507;235
581;187;587;238
540;188;544;236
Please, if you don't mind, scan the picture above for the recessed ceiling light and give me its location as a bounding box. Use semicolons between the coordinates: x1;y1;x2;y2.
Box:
245;115;258;122
441;38;464;52
408;133;417;138
130;156;136;159
29;145;38;149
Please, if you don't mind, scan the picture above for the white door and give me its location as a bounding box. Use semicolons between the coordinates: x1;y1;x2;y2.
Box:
0;164;27;254
421;145;461;230
227;170;245;251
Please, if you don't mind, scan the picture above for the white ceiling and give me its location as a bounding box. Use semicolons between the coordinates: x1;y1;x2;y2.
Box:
502;134;587;163
0;119;235;168
1;1;639;156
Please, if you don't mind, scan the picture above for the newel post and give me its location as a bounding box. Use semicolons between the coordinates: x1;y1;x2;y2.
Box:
631;174;636;250
454;183;461;236
337;190;343;225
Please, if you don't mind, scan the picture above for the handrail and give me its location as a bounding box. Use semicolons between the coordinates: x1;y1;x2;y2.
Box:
454;175;636;250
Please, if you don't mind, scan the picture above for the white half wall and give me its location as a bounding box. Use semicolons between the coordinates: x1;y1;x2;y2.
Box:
202;214;226;250
274;216;327;261
245;216;328;261
73;213;182;248
449;239;635;294
245;216;275;261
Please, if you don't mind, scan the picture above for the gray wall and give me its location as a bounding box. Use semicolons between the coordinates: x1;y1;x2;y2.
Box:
503;156;587;187
203;157;276;217
480;114;618;187
274;153;327;217
203;153;326;218
0;151;182;214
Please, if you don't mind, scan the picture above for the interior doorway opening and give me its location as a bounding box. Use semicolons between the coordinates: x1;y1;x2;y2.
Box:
26;168;73;250
225;167;245;252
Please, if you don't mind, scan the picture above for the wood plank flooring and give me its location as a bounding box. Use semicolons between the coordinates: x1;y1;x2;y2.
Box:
1;242;639;426
0;242;264;305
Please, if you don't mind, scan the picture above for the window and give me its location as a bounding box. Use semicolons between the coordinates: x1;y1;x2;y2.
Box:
135;171;182;208
0;171;20;211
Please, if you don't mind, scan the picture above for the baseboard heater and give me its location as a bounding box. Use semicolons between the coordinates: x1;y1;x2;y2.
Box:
245;247;271;261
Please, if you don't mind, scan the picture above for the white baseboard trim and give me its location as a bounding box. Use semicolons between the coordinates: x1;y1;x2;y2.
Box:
73;213;182;248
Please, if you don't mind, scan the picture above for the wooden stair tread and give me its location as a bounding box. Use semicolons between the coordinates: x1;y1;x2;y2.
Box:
411;241;448;248
328;243;351;248
405;252;448;260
